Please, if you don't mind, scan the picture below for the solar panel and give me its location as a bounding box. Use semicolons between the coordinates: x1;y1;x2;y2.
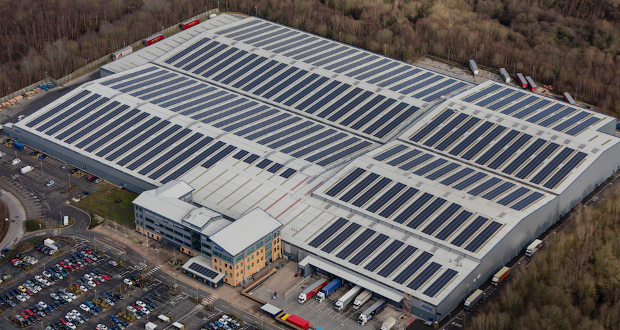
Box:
475;89;513;107
332;55;379;74
318;141;373;167
497;187;530;206
267;124;324;149
340;173;380;203
100;66;159;86
345;59;390;78
291;132;348;158
481;182;515;200
312;49;359;67
414;159;448;176
366;183;406;213
409;77;452;98
352;177;393;207
274;73;321;103
421;204;462;235
243;154;260;164
322;223;362;253
240;63;288;92
390;72;433;92
285;40;330;58
256;121;314;146
374;145;409;161
29;91;94;129
422;82;468;102
501;138;546;175
131;77;189;98
377;246;418;277
335;229;376;260
513;99;553;119
524;103;565;124
284;77;331;107
110;70;168;90
118;73;177;93
475;130;520;165
281;129;337;154
215;19;262;35
122;127;190;169
434;211;473;240
294;43;338;61
262;70;309;99
565;117;601;135
448;121;494;157
280;168;297;179
538;107;576;127
233;150;249;160
252;31;298;48
551;112;589;131
349;234;389;265
387;149;422;166
450;216;488;247
543;152;587;189
213;53;259;82
164;38;210;64
374;106;420;138
399;154;434;171
355;62;400;81
434;117;481;151
425;163;461;181
326;91;373;122
221;57;268;85
188;263;219;279
136;133;204;174
202;145;237;169
500;95;538;115
148;138;214;179
256;159;273;169
461;84;502;102
325;168;366;197
162;142;231;183
423;113;469;147
488;134;533;170
75;109;140;149
392;252;433;285
83;112;150;153
423;269;458;297
364;241;404;272
379;188;420;219
305;84;352;115
514;143;560;179
350;99;397;130
308;218;348;248
174;42;222;69
410;109;455;142
56;101;121;141
367;66;409;84
440;168;475;186
406;198;447;229
511;192;544;210
100;118;166;160
363;102;409;135
407;262;442;290
467;177;502;196
65;105;129;144
267;163;284;173
461;125;507;160
487;91;525;111
464;221;503;252
452;172;487;191
43;97;111;136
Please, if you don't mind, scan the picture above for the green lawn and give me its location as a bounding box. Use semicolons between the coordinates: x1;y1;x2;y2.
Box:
71;183;138;227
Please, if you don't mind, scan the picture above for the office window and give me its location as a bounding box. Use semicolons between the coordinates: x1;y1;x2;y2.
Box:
236;273;239;277
247;247;254;254
256;241;263;249
236;265;238;270
135;206;138;210
247;266;249;270
136;213;139;217
251;255;254;260
261;256;263;261
146;225;154;230
247;258;250;262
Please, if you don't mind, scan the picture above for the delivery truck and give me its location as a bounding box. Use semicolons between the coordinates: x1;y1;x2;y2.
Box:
143;34;164;46
334;285;363;311
358;299;387;325
499;68;510;83
286;315;309;330
316;278;342;303
298;278;328;304
516;73;527;88
179;19;200;30
526;76;537;91
464;289;484;311
380;317;396;330
353;289;372;309
469;60;479;76
20;166;34;174
112;47;132;60
13;141;25;150
563;92;576;105
525;239;543;257
492;267;510;286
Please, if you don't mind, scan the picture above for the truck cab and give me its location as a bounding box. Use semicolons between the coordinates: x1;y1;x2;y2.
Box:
525;239;543;257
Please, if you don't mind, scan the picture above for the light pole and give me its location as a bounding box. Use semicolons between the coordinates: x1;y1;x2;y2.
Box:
94;236;97;252
173;273;176;289
115;222;119;239
196;284;199;300
95;289;97;307
157;249;160;266
40;161;43;179
68;174;71;190
43;263;45;272
482;292;486;308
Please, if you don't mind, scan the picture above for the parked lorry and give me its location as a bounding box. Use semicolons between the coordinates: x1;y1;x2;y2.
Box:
526;76;537;91
20;166;33;174
469;60;479;76
316;278;342;303
516;73;527;88
286;315;309;330
380;317;396;330
525;239;543;257
492;267;510;286
334;285;363;311
353;289;372;309
13;141;25;150
499;68;510;83
464;289;484;311
180;19;200;30
298;278;328;304
358;299;387;325
112;47;133;60
144;34;164;46
563;92;576;105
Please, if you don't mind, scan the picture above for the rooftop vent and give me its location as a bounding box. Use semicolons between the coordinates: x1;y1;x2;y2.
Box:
402;235;410;241
592;148;599;153
376;88;382;92
430;246;439;253
551;135;558;140
347;213;354;219
499;212;506;218
449;102;455;106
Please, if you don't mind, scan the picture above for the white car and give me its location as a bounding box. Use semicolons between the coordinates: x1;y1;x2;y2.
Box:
66;323;76;330
41;280;51;287
42;271;51;278
97;276;105;283
16;295;26;302
108;261;118;267
34;285;42;291
219;318;228;326
142;308;150;315
105;299;115;306
79;285;88;292
222;315;232;322
67;293;77;300
12;158;21;165
79;304;90;312
84;274;92;281
46;181;55;187
126;306;136;313
70;309;80;316
34;276;42;281
97;325;108;330
50;293;59;300
123;279;133;286
88;280;96;287
30;287;39;294
38;301;47;308
136;301;146;308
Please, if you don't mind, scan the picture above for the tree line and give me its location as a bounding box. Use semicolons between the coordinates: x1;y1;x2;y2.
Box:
1;0;620;116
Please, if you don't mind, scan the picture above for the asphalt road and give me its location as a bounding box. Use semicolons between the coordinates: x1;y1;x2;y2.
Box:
0;191;27;251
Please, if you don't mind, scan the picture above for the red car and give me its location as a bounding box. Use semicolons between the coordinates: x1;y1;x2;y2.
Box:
25;309;34;316
132;304;141;311
34;314;41;321
102;275;110;281
85;248;92;254
59;318;68;324
59;262;68;269
76;261;84;268
93;278;101;284
25;290;33;296
67;266;75;272
84;258;92;263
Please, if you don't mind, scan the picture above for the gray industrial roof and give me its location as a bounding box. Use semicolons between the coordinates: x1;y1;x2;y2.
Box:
209;208;282;256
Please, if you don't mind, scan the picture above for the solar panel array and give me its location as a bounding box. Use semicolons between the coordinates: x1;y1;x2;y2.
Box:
306;217;459;297
373;144;546;211
160;36;422;141
320;167;504;253
99;65;376;168
188;262;220;279
461;83;603;136
407;108;589;190
23;89;298;184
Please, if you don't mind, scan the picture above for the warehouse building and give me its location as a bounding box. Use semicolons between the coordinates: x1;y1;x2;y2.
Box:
3;14;619;323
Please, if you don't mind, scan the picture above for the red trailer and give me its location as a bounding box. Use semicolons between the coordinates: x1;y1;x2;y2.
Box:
563;92;576;105
143;34;164;46
525;76;537;92
287;315;309;330
516;73;527;88
180;19;200;30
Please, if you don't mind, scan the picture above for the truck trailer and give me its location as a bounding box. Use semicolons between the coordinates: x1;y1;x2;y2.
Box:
12;141;25;150
469;60;479;76
20;166;33;174
563;92;576;105
353;289;372;309
316;278;342;303
358;299;387;325
334;285;363;311
492;267;510;286
499;68;510;83
298;278;328;304
179;19;200;30
286;315;309;330
526;76;537;91
143;34;164;46
464;289;484;311
516;73;527;88
112;47;132;60
525;239;543;257
381;317;396;330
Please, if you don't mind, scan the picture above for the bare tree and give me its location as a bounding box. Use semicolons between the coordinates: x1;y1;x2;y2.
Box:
143;0;171;27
